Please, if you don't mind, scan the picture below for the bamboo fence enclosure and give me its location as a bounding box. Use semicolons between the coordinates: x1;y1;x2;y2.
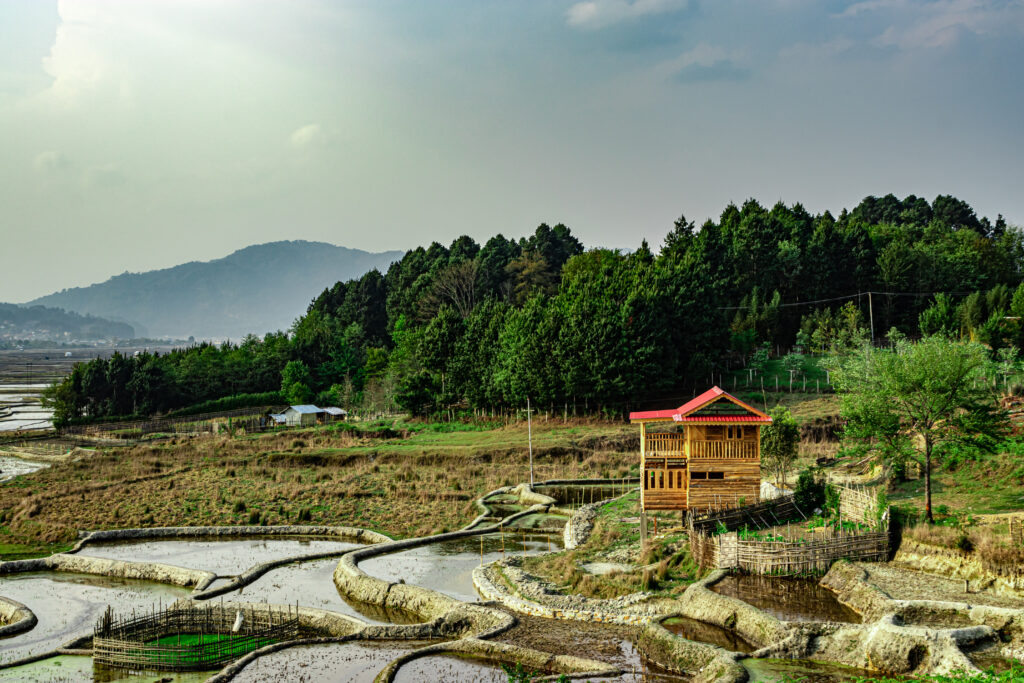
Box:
691;526;890;575
688;483;891;575
93;604;299;671
61;406;276;439
1012;517;1023;547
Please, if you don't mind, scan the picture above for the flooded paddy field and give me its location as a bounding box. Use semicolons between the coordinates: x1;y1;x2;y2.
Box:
0;654;215;682
0;455;48;482
232;640;432;683
711;574;862;624
221;555;421;624
77;537;362;576
743;657;880;682
0;572;188;664
359;532;562;603
662;616;755;653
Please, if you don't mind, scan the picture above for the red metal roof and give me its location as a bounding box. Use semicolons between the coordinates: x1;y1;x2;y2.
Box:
629;386;771;423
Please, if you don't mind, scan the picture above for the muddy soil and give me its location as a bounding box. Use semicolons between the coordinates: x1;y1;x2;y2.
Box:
711;575;861;624
232;641;432;683
359;533;561;603
492;609;688;680
863;562;1024;609
0;572;188;664
78;537;362;576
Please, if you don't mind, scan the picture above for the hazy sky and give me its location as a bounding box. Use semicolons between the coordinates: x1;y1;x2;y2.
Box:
2;0;1023;302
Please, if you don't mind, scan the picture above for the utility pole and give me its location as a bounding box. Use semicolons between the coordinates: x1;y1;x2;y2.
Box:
868;292;875;345
526;397;534;486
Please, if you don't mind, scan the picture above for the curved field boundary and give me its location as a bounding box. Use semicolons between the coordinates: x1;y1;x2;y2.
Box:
0;595;36;639
69;524;391;554
0;553;214;590
371;636;620;682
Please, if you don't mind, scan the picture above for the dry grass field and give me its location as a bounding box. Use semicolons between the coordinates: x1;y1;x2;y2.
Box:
0;419;636;559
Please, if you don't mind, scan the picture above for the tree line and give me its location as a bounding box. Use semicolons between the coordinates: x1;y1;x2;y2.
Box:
46;195;1024;425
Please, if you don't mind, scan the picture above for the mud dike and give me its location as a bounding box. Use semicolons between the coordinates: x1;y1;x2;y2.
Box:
0;480;1022;682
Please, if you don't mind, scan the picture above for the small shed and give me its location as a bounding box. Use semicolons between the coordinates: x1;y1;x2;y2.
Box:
267;413;287;427
322;406;347;422
282;405;324;427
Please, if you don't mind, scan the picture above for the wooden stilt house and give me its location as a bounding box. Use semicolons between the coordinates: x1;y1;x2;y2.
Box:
629;387;771;512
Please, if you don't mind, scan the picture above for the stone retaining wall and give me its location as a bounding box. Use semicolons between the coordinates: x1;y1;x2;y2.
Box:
675;570;790;648
634;618;746;683
0;552;213;590
473;561;658;625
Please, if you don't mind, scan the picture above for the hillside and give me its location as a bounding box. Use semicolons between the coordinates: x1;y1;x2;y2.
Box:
0;303;134;342
28;241;402;339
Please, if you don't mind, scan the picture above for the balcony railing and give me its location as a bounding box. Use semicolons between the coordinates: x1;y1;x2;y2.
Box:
644;433;685;456
689;440;757;459
643;434;757;460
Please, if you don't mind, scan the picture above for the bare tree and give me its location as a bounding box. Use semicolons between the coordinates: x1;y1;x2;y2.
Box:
419;260;480;319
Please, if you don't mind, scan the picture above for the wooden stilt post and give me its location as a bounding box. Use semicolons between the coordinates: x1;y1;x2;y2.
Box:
640;510;648;548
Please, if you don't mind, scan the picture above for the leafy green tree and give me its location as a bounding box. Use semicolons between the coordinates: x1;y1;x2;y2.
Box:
281;360;313;404
918;293;958;338
833;336;1007;522
761;406;800;486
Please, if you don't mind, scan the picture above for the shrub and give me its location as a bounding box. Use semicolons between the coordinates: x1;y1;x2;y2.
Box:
793;469;825;512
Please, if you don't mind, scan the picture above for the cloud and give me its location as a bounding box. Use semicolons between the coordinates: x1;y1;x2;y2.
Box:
839;0;1024;50
290;123;323;148
566;0;688;30
670;43;749;82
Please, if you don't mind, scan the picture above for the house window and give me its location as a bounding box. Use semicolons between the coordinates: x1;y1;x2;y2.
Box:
727;426;744;440
691;472;707;480
707;472;725;480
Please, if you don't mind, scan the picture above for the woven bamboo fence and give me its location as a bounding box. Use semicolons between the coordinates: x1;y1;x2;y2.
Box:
688;480;891;575
688;496;805;536
691;521;890;575
1012;517;1024;547
835;484;882;525
93;604;299;671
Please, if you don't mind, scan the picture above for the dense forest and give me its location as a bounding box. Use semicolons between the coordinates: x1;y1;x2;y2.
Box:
0;303;134;342
46;194;1024;425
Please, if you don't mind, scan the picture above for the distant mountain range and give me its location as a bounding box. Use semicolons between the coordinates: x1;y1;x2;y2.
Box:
0;303;135;342
28;241;402;339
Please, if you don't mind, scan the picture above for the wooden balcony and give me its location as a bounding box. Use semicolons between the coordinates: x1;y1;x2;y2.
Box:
643;433;686;456
643;433;757;460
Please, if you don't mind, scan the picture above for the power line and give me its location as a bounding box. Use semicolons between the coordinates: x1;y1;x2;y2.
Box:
718;289;975;311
